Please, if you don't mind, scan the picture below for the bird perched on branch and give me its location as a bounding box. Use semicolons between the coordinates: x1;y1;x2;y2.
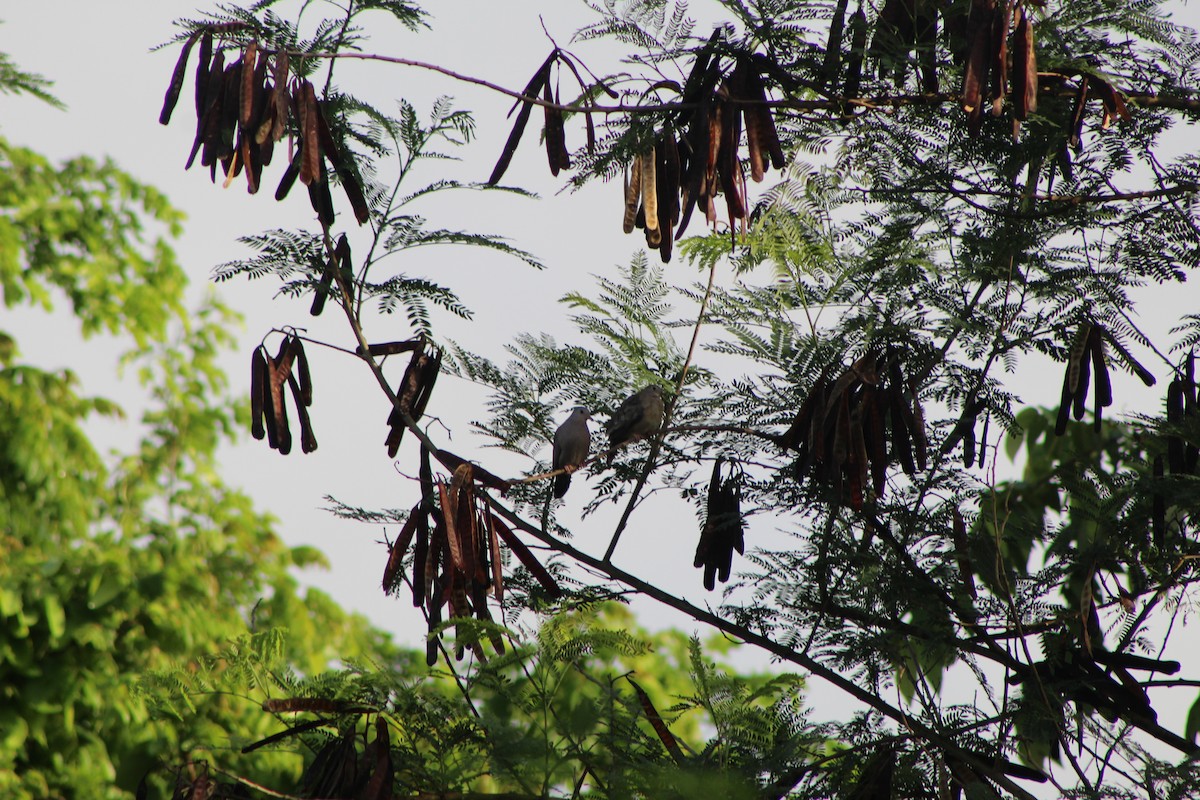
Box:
606;385;665;461
552;407;592;498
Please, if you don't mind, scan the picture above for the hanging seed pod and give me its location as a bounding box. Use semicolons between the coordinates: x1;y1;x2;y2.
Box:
287;372;318;453
488;50;556;185
250;346;267;440
239;42;258;130
843;5;868;102
490;514;562;597
159;32;199;125
298;81;321;186
988;0;1011;116
1012;6;1037;121
1068;76;1090;151
916;0;938;94
623;155;642;234
542;80;569;176
641;147;659;235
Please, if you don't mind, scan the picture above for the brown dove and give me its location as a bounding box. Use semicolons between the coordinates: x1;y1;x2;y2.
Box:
552;407;592;497
606;385;665;458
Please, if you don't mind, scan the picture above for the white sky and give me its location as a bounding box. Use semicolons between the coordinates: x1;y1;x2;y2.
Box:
4;0;1200;771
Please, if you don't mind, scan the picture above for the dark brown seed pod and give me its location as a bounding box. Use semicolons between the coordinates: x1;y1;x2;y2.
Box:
1055;365;1073;436
239;42;258;129
307;158;336;227
250;346;267;440
490;514;562;597
1167;379;1185;474
1072;336;1092;422
187;49;225;170
1068;322;1093;395
313;102;370;224
268;51;290;142
275;150;301;201
1100;328;1156;386
159;32;199;125
908;377;928;471
951;507;977;600
194;31;213;119
268;336;296;455
368;339;424;357
862;387;889;496
628;677;686;764
298;81;321;187
310;252;334;317
977;411;990;469
962;419;976;468
656;133;681;262
411;508;429;607
1012;6;1037;121
960;0;992;135
820;0;849;90
542;81;568;176
488;50;556;185
988;0;1011;116
843;6;868;101
287;372;317;454
889;386;916;475
1152;454;1165;546
383;505;423;595
1068;76;1090;151
916;1;938;94
291;337;312;406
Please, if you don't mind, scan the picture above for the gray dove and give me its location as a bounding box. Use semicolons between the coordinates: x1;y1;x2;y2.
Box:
552;407;592;497
606;385;665;458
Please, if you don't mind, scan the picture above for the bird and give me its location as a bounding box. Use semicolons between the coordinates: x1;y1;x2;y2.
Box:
605;385;665;459
552;407;592;498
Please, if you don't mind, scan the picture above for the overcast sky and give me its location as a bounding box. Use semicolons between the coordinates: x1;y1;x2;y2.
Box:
5;1;1200;751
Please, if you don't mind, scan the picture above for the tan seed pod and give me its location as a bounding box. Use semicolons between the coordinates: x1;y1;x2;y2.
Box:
623;156;642;234
641;147;659;233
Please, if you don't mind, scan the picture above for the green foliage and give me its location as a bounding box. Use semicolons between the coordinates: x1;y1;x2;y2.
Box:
141;601;807;798
74;0;1200;796
0;69;407;798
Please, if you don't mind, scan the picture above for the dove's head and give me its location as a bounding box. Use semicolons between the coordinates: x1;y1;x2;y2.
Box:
571;406;592;420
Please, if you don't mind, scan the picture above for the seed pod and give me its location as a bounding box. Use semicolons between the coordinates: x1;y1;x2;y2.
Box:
187;49;225;170
298;81;321;186
194;31;213;118
159;32;199;125
623;156;642;234
275;151;301;201
1068;76;1090;151
843;6;868;101
641;147;659;233
989;0;1011;115
250;346;267;440
1068;323;1093;395
488;50;555;185
287;372;318;453
542;80;569;176
1012;6;1037;121
307;158;336;227
490;514;562;598
240;42;258;129
1100;328;1156;387
1072;339;1092;422
1152;455;1165;546
1167;379;1185;474
951;508;977;600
